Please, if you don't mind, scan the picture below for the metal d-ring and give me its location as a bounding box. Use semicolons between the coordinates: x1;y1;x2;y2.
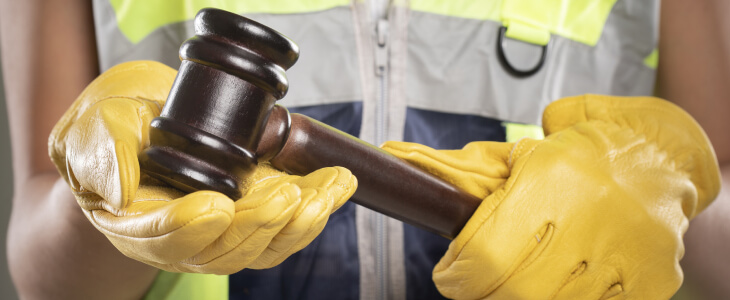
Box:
497;26;548;77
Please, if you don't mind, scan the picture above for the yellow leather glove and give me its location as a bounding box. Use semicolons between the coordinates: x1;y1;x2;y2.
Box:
383;95;721;299
48;61;356;274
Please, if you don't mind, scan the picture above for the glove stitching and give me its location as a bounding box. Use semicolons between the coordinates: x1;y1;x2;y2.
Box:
331;168;356;212
291;167;354;220
548;261;588;300
75;192;173;213
448;140;546;296
242;174;289;197
50;62;170;166
235;182;295;212
257;196;332;268
133;96;164;112
482;222;557;296
508;138;532;167
118;140;132;209
87;205;231;239
511;223;555;276
183;187;297;267
56;95;158;174
49;62;171;157
392;147;507;191
51;62;167;140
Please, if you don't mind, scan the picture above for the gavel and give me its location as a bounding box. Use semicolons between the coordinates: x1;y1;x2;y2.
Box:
138;8;482;239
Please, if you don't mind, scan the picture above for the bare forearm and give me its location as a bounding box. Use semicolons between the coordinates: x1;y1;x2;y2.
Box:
658;0;730;162
0;0;100;182
1;0;160;298
680;165;730;298
658;1;730;298
7;173;159;300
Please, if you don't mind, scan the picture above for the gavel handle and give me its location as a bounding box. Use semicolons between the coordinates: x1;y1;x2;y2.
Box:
261;107;482;239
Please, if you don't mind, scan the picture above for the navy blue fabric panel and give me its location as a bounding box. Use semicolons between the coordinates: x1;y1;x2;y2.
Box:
230;102;363;300
401;226;450;300
287;102;363;138
403;107;506;149
402;107;506;300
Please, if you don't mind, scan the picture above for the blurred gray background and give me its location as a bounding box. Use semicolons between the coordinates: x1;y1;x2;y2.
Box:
0;47;19;299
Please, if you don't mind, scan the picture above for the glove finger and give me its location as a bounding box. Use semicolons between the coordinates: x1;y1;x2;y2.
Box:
247;167;355;269
84;187;234;264
381;141;512;198
170;181;302;274
551;266;625;300
486;243;590;299
245;166;355;212
474;257;622;300
65;97;161;208
248;187;333;269
554;237;684;300
433;178;555;299
286;166;356;212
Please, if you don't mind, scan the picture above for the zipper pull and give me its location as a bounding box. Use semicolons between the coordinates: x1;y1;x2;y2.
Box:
375;18;389;76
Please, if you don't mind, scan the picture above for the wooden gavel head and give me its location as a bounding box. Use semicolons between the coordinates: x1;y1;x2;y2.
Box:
139;8;299;199
140;8;483;238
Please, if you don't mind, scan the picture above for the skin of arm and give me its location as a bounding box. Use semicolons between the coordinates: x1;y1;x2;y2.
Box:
0;0;159;299
658;0;730;298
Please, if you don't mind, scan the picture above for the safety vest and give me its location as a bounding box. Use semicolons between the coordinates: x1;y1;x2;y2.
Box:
92;1;659;299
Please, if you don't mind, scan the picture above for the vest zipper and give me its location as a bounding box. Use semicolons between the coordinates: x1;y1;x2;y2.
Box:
375;18;389;143
374;17;389;300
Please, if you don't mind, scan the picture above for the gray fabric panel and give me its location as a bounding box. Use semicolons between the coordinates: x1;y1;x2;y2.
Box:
249;8;363;107
353;1;407;299
92;2;361;108
355;205;408;300
384;6;408;300
405;0;658;125
354;0;379;145
385;217;406;300
93;0;187;71
355;205;378;300
351;3;381;297
387;4;409;145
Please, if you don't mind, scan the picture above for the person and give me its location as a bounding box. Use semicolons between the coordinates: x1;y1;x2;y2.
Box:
1;0;728;299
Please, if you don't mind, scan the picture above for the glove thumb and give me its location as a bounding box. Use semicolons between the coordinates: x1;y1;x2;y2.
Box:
52;61;176;209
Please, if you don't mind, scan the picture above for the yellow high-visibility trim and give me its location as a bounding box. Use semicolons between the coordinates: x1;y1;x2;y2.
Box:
110;0;351;44
504;122;544;142
502;0;617;46
504;20;550;46
144;271;228;300
411;0;618;46
410;0;502;22
644;49;659;69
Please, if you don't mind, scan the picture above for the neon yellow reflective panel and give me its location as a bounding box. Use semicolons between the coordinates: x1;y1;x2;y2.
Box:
410;0;502;21
644;48;659;69
144;271;228;300
110;0;351;44
501;0;617;46
504;20;550;46
504;122;544;142
410;0;617;46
